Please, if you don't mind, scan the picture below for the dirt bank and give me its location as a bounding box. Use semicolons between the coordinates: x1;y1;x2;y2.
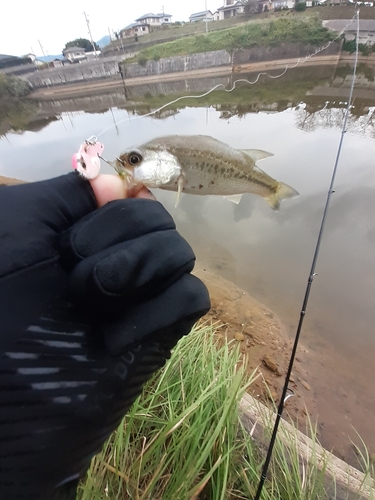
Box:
196;268;314;426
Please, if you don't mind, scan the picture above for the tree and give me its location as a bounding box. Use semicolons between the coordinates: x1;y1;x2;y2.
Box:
63;38;99;53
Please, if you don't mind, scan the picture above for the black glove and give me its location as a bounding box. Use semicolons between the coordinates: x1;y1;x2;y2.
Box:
0;173;210;500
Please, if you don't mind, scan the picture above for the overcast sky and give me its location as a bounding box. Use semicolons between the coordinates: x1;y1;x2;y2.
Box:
1;1;219;57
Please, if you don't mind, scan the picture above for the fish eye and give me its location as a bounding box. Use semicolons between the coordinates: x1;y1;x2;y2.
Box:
128;151;142;166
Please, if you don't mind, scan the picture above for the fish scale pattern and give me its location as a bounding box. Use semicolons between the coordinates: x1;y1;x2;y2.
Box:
0;301;171;500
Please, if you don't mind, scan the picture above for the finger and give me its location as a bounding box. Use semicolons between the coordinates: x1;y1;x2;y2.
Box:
89;174;127;207
90;176;156;206
68;230;196;307
133;186;156;201
0;174;97;275
59;199;176;268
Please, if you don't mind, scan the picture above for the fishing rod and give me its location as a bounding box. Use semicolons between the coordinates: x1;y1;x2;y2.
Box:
253;11;360;500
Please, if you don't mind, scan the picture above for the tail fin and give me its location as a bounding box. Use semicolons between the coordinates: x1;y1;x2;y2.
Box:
265;182;299;211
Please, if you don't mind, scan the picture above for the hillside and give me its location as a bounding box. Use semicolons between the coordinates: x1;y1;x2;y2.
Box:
124;17;334;64
103;5;375;58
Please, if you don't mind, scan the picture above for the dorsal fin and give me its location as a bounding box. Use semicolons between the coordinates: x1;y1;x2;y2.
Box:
241;149;274;162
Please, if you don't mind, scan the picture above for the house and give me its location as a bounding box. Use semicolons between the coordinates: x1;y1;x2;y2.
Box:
189;10;214;22
271;0;295;9
256;0;272;12
120;12;172;39
135;12;172;24
22;53;45;67
213;10;220;20
217;0;245;20
62;46;86;62
120;22;152;39
49;58;64;68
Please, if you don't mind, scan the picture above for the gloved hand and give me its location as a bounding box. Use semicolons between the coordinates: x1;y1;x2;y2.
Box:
0;173;210;500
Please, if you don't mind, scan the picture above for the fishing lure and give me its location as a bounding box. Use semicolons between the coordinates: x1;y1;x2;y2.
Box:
72;136;104;180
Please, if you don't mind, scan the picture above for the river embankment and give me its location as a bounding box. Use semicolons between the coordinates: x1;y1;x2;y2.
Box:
27;47;375;101
29;51;346;101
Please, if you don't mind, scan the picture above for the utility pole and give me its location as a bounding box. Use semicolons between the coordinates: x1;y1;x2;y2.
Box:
205;0;208;34
38;39;47;59
83;11;98;59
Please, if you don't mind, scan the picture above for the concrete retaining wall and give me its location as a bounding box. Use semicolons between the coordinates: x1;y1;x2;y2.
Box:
121;50;232;79
26;58;121;88
25;43;343;89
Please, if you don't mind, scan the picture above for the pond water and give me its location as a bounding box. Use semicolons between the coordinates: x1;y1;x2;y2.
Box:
1;63;375;464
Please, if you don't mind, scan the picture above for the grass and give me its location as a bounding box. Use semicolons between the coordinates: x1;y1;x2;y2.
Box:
77;322;347;500
124;17;334;65
103;17;253;55
104;5;375;56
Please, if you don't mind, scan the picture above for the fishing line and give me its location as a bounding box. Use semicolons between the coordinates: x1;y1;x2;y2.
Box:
253;10;360;500
96;15;356;141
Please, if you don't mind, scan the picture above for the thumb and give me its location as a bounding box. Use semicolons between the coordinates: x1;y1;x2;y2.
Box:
90;174;155;207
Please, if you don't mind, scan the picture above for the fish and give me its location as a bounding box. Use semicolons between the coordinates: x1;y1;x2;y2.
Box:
115;135;299;210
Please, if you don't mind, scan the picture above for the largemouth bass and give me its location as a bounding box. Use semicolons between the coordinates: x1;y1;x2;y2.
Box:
115;135;299;210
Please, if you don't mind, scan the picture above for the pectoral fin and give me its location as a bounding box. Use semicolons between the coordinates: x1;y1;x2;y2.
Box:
223;194;243;204
241;149;274;162
175;175;185;208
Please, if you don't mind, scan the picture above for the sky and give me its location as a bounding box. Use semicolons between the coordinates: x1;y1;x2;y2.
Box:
1;0;219;57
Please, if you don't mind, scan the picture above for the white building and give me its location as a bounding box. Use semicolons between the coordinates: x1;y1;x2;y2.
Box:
189;10;214;22
62;46;86;63
135;12;172;24
217;0;245;20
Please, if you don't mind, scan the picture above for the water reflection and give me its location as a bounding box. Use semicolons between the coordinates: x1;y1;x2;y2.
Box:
1;64;375;464
2;63;375;138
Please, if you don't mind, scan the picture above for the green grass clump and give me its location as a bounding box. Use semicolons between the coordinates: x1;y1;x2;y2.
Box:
78;322;343;500
125;17;333;64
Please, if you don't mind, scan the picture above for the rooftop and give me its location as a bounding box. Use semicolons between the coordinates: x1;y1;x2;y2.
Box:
217;1;244;10
120;22;149;31
63;46;86;53
189;10;213;18
135;12;172;21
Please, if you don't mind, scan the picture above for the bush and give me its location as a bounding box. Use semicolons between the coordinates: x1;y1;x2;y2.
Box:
342;38;357;53
137;55;148;66
295;2;307;11
342;38;375;56
0;74;31;99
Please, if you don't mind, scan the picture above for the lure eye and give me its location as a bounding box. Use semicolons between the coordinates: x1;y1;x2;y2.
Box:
128;152;142;166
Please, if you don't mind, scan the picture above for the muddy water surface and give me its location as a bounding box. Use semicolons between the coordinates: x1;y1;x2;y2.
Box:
1;64;375;465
